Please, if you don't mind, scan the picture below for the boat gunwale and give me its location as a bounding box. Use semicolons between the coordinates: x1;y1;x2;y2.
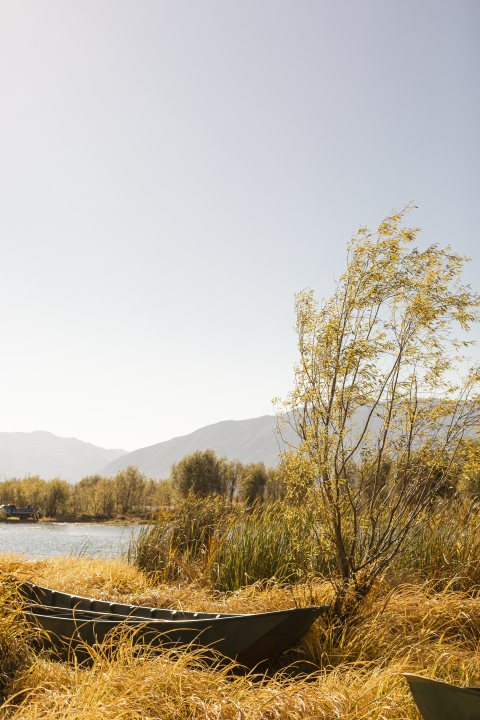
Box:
404;673;480;698
26;603;330;627
14;578;331;624
14;579;237;619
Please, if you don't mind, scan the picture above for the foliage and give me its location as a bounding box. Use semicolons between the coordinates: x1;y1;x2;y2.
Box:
170;450;279;504
0;456;280;518
114;465;146;514
264;465;288;502
456;439;480;496
171;449;227;497
275;206;480;619
127;494;233;583
43;478;70;518
0;470;173;518
222;458;244;504
238;461;268;503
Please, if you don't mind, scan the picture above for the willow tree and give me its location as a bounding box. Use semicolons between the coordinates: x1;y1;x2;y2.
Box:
275;206;480;619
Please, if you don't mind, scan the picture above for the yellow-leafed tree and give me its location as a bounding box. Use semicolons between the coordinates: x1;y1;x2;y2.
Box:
275;205;480;620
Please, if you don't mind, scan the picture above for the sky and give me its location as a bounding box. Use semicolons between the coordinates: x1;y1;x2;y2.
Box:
0;0;479;452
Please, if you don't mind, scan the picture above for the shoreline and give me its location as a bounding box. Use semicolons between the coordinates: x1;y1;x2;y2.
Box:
40;516;145;525
41;513;146;525
1;513;147;526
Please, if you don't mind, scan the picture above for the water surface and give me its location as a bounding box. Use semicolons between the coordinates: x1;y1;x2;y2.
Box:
0;523;139;559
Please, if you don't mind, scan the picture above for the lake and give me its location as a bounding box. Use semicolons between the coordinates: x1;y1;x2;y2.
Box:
0;523;139;559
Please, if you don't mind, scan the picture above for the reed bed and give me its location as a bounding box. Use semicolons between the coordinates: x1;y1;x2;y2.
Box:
128;496;329;590
397;501;480;590
3;498;480;717
128;495;480;593
0;580;32;704
0;551;327;615
3;645;416;720
210;504;323;591
2;562;480;719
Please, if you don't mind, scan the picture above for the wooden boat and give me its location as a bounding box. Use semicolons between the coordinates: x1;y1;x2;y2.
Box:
15;579;330;667
404;673;480;720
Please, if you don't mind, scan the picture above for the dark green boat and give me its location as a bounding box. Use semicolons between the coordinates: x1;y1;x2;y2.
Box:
15;579;329;667
404;673;480;720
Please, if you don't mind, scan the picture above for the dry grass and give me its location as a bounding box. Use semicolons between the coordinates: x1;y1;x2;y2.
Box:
4;646;415;720
3;553;480;718
0;552;150;600
0;581;32;705
302;578;480;671
0;552;314;614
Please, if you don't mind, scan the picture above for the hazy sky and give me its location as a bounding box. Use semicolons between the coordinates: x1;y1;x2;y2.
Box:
0;0;479;451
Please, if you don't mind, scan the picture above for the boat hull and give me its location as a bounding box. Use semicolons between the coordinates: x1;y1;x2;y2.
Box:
13;579;330;667
404;674;480;720
28;605;324;666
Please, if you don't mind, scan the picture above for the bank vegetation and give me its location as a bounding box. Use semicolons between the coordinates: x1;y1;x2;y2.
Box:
0;454;285;520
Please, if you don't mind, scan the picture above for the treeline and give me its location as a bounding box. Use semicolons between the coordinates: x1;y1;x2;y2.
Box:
0;450;286;518
0;467;162;518
2;439;480;519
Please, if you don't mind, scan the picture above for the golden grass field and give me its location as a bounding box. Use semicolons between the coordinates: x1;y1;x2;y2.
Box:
2;551;480;719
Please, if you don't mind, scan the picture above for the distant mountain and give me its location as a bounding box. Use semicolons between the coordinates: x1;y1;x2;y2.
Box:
0;431;126;483
100;415;298;478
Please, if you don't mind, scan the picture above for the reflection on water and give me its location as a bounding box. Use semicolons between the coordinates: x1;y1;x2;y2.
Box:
0;523;139;559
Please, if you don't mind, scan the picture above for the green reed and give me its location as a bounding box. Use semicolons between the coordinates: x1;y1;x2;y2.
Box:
395;501;480;590
207;503;327;591
128;495;332;590
128;493;480;592
127;494;234;582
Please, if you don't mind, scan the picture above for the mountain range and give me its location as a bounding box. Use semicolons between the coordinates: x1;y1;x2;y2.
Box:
0;416;297;482
100;415;297;478
5;408;469;483
0;431;126;483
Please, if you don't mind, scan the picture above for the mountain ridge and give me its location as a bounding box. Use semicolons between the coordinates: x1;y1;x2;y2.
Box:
0;415;299;483
100;415;297;478
0;431;126;483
